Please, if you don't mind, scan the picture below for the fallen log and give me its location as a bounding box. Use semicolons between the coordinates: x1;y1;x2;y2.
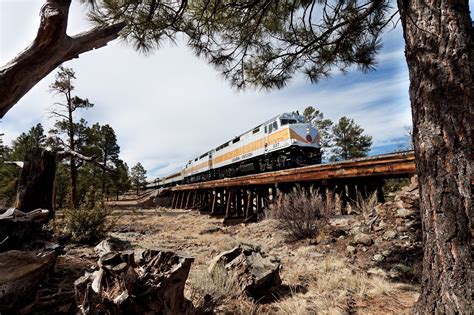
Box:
75;248;194;314
0;250;56;312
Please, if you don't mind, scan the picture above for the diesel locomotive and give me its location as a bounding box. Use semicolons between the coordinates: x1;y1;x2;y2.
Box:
152;112;321;187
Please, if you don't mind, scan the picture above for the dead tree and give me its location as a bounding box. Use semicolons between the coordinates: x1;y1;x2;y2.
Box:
0;0;125;118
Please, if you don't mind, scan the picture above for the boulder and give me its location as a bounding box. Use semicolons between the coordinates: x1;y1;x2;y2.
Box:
208;244;281;299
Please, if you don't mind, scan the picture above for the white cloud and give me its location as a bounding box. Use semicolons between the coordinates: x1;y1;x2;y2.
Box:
1;1;412;179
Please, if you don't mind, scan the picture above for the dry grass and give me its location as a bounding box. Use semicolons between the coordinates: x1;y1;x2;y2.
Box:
187;263;241;306
108;208;419;314
274;256;406;314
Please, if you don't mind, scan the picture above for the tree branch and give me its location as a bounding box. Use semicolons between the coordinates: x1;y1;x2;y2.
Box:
0;0;125;118
57;149;114;171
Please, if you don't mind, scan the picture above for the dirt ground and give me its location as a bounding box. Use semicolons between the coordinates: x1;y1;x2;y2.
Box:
51;205;420;314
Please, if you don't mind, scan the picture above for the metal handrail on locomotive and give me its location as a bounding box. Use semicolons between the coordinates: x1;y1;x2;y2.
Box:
155;112;322;186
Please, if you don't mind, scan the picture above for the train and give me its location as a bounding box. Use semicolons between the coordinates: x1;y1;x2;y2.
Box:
149;112;322;187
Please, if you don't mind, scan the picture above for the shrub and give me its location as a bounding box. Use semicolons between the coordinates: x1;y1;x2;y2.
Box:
63;199;111;244
351;190;378;224
278;186;330;240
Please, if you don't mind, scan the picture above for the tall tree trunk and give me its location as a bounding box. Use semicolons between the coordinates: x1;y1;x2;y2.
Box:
397;1;473;313
70;156;78;208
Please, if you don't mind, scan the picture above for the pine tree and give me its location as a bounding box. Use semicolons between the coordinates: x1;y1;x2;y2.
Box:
331;117;372;161
10;123;46;160
130;162;147;195
48;66;94;208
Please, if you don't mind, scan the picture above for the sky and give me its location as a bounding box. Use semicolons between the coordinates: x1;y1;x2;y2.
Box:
0;1;452;179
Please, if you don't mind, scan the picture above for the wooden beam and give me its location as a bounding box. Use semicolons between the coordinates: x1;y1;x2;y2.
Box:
225;189;233;218
211;191;217;214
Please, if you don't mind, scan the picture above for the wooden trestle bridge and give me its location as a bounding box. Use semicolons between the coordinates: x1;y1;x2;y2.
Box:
165;151;417;222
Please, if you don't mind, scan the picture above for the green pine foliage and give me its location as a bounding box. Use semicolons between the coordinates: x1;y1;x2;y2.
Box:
331;116;372;161
86;0;390;89
130;162;147;195
63;190;111;244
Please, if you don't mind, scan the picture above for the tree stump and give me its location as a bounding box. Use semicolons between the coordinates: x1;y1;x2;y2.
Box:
74;248;194;314
208;244;281;300
15;148;57;216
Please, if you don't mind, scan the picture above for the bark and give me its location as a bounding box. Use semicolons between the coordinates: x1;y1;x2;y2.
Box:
15;148;57;215
0;250;56;312
74;249;194;314
208;244;281;300
0;208;50;251
0;0;125;118
397;1;473;313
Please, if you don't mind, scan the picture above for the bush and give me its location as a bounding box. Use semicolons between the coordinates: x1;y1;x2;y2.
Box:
351;190;378;224
278;186;330;240
63;200;110;244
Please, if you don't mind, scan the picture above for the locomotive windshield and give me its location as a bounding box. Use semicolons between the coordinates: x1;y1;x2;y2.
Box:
281;119;298;125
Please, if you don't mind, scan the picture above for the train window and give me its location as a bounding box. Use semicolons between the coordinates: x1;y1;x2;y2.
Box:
253;127;260;134
232;136;240;143
273;121;278;130
216;142;229;151
268;123;273;133
194;158;198;161
281;119;297;125
264;125;268;133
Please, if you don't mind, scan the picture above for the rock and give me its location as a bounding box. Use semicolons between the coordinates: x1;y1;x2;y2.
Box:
208;244;281;300
373;254;384;262
382;250;391;257
374;225;384;232
396;208;417;218
199;226;222;235
350;225;369;236
382;230;397;240
329;215;358;227
367;267;387;277
94;237;130;257
396;225;409;233
75;249;194;314
346;245;356;255
329;229;347;238
374;204;383;214
350;233;373;246
392;263;411;273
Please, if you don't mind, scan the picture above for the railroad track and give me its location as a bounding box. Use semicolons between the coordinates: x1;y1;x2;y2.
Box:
166;151;419;222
